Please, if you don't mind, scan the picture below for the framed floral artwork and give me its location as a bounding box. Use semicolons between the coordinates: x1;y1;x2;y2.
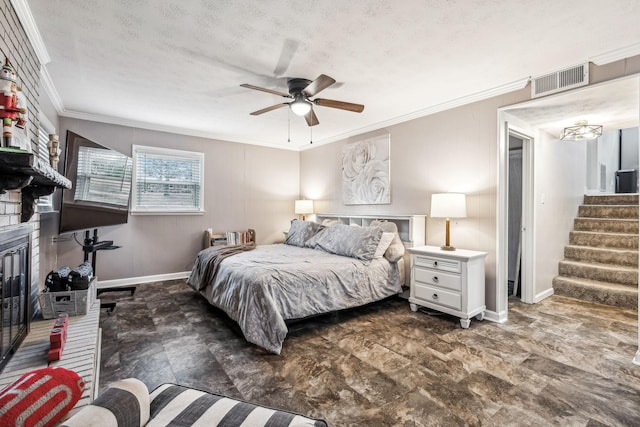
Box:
342;134;390;205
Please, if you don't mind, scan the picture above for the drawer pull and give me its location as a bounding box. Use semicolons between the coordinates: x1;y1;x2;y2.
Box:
432;293;439;300
433;261;438;267
433;276;439;283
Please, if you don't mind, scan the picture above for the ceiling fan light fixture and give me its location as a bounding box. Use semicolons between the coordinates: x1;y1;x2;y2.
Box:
290;96;311;116
560;120;603;141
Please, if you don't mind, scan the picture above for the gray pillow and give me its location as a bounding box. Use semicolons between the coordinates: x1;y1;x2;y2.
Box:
307;223;382;261
321;218;341;227
370;220;405;262
285;220;322;247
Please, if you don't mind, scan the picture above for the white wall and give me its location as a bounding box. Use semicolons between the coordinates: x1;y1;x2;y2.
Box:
585;138;598;192
598;129;620;193
621;127;639;170
533;131;587;299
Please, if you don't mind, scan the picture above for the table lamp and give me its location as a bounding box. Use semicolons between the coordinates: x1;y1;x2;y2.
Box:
294;199;314;221
430;193;466;251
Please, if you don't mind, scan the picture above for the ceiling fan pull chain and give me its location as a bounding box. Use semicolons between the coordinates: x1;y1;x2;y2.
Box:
288;110;291;143
310;118;313;144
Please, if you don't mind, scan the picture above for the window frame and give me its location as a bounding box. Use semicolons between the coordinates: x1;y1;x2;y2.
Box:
131;145;205;215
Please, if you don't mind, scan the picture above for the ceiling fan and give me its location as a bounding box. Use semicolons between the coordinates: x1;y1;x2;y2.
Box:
240;74;364;127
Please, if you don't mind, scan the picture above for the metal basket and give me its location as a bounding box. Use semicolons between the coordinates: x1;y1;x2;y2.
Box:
38;278;96;319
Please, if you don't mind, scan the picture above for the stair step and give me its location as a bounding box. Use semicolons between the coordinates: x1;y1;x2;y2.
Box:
569;231;638;249
578;205;638;219
558;260;638;286
552;276;638;310
564;245;638;267
583;194;638;206
573;217;638;233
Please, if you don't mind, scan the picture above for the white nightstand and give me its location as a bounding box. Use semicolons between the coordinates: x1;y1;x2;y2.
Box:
408;245;488;328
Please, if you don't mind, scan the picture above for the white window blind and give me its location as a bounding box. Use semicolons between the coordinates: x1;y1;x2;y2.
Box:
132;145;204;213
75;146;132;206
37;123;52;208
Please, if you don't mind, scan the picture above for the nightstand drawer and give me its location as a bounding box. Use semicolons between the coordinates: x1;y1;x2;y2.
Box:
414;255;461;273
414;283;462;311
414;267;462;292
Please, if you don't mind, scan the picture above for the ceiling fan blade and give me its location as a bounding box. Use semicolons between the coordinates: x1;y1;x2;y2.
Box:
250;103;289;115
303;74;336;97
273;38;299;77
304;109;319;127
313;98;365;113
240;83;291;98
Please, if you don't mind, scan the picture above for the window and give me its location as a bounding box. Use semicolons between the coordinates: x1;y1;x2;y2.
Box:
131;145;204;214
37;116;55;210
75;145;132;207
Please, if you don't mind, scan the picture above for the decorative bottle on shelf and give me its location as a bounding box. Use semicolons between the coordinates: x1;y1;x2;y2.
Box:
48;134;61;169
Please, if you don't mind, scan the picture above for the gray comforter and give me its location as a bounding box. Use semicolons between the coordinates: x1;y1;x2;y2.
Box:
187;243;403;354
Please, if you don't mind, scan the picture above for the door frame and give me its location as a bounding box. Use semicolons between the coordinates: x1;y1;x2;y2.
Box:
496;111;536;321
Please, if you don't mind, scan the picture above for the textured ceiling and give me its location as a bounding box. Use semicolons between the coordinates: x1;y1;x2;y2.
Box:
25;0;640;150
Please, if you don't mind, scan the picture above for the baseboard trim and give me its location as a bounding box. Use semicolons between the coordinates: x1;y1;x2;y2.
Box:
97;271;190;289
534;288;555;303
483;309;506;324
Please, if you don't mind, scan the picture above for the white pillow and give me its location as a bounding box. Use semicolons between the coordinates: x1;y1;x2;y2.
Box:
373;232;395;259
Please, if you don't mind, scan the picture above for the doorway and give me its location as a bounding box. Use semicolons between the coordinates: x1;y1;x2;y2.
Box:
508;134;524;299
506;129;534;304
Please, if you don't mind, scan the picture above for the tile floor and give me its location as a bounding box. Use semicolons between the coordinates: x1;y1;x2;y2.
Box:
98;280;640;426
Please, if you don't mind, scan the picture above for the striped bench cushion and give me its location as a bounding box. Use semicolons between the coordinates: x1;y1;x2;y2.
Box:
61;378;150;426
148;384;328;427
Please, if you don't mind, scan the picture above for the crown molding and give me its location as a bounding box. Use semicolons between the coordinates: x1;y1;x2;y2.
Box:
301;77;531;150
590;42;640;66
40;66;64;113
10;0;50;64
59;109;302;151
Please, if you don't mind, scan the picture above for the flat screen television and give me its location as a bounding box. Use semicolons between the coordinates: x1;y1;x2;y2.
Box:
59;131;133;234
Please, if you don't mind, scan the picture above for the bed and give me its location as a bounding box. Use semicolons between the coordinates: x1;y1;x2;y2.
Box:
186;219;407;354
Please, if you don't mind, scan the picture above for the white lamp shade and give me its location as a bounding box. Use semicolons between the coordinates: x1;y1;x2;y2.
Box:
294;199;314;215
430;193;466;218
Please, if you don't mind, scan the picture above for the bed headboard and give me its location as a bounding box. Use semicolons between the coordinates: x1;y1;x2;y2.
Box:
314;213;426;247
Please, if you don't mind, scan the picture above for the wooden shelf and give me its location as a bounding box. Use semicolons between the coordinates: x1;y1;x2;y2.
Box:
0;150;72;221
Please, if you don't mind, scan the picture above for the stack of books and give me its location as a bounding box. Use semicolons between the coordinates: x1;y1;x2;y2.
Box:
205;229;255;247
224;230;252;245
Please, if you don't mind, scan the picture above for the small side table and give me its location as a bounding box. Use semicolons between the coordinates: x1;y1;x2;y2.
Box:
408;245;487;328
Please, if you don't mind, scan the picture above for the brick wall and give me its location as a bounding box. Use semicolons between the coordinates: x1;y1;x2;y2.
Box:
1;0;44;315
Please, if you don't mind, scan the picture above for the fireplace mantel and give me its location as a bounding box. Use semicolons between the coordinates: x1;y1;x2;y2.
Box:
0;150;72;221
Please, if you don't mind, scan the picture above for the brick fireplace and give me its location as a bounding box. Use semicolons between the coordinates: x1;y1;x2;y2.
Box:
0;0;61;372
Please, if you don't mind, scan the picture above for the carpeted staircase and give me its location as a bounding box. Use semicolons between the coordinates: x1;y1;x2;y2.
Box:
552;194;638;309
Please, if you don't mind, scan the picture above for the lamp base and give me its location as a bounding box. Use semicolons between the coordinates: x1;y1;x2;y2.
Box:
440;245;456;251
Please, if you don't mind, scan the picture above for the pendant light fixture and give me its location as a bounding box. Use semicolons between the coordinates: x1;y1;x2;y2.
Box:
560;120;603;141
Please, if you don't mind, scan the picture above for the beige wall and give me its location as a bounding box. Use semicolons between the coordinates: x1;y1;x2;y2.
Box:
300;88;531;312
54;118;300;281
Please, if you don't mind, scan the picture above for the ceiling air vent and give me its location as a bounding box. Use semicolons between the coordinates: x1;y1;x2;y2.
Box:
531;63;589;98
